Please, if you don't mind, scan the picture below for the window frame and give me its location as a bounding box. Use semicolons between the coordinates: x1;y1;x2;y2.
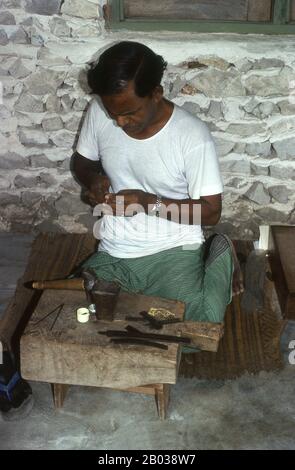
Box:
108;0;295;34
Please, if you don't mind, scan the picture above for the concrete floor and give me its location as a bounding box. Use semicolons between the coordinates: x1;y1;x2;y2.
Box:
0;233;295;450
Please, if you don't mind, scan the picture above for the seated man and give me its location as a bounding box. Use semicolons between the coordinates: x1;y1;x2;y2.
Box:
73;41;242;326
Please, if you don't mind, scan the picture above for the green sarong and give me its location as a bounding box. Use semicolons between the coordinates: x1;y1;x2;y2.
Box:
82;239;233;324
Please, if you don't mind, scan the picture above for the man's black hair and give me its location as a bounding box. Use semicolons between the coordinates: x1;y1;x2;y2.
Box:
87;41;167;97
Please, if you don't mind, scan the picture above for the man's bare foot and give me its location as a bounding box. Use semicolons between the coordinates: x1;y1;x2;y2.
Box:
225;236;244;296
203;233;244;297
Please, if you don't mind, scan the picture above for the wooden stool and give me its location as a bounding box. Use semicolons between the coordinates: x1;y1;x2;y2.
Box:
20;289;185;419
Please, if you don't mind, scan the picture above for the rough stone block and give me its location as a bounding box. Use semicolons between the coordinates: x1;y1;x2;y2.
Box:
49;130;75;148
180;101;201;116
258;101;279;117
1;117;18;133
226;177;248;189
272;137;295;160
21;191;42;207
269;185;289;204
213;137;235;157
62;114;81;132
15;93;44;113
0;152;27;170
270;117;295;136
250;162;269;177
278;100;295;116
0;11;16;24
49;17;71;37
226;122;266;137
71;22;101;38
244;182;271;205
61;0;98;19
8;58;31;79
168;76;186;100
222;100;245;121
0;0;21;7
270;164;295;181
37;46;72;66
246;141;271;157
14;174;38;188
197;55;231;71
190;68;245;98
0;29;8;44
220;157;251;175
0;176;11;189
252;58;285;69
25;69;65;96
254;207;289;224
39;172;57;188
181;84;198;95
60;177;80;192
29;154;56;168
60;95;75;112
233;143;246;154
245;67;292;97
243;97;259;114
207;100;223;120
46;95;61;113
42;116;64;132
0;192;20;206
0;105;11;119
19;128;48;146
25;0;63;16
73;97;89;112
11;27;29;44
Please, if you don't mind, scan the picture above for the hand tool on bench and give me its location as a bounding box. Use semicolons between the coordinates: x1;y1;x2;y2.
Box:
110;338;168;350
99;325;191;344
125;311;183;330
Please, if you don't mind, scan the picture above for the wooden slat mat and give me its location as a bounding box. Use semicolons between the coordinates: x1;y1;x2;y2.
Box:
1;233;285;378
0;233;97;347
179;244;285;379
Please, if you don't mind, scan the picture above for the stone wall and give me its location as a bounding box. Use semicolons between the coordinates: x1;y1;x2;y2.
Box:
0;0;294;238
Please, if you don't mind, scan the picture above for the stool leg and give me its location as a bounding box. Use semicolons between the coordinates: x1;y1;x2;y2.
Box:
155;384;170;420
51;383;69;408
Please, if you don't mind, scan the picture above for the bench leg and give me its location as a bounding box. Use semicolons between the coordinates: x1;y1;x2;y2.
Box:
119;383;171;419
51;383;69;409
155;383;170;420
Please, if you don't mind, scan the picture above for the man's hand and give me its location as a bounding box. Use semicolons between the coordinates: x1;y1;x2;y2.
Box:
86;176;110;206
102;189;154;216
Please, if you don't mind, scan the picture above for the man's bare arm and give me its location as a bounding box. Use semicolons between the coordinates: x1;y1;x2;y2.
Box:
159;193;222;226
104;190;222;226
72;152;110;204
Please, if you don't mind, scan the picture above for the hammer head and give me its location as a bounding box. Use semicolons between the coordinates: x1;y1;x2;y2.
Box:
81;268;97;292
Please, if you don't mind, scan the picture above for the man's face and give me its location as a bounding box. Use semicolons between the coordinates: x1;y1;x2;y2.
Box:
100;81;161;136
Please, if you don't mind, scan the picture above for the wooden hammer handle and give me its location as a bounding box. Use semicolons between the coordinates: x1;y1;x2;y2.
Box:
32;278;84;290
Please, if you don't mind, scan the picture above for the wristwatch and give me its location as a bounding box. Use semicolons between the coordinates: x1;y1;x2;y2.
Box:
151;194;162;217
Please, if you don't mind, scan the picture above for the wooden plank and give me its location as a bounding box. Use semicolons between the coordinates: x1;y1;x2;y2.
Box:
155;383;170;420
111;18;295;34
291;0;295;20
124;0;248;21
248;0;272;21
51;383;69;408
114;291;223;352
161;322;223;352
269;225;295;319
273;0;290;24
